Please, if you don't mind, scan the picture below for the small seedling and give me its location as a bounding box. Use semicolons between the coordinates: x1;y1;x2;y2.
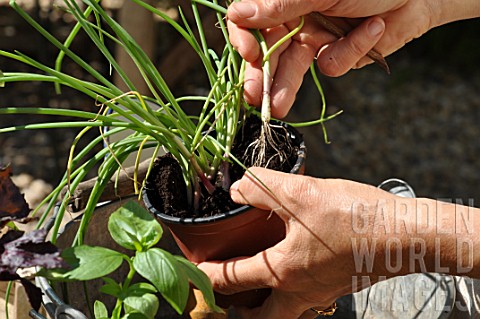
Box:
43;201;222;319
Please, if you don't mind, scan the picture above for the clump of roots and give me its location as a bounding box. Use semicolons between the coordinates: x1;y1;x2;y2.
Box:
245;121;293;169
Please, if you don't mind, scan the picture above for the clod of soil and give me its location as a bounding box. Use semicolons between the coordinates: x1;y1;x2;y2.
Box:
146;115;301;218
230;115;300;182
146;153;189;218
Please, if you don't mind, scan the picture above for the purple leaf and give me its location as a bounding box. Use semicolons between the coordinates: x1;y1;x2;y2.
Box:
0;165;30;225
0;230;24;255
1;229;66;274
0;166;67;311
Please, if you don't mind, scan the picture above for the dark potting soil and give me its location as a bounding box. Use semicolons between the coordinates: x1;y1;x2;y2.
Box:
146;153;190;217
229;115;300;182
146;115;301;218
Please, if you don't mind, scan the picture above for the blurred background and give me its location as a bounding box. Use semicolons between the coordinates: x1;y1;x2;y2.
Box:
1;0;479;207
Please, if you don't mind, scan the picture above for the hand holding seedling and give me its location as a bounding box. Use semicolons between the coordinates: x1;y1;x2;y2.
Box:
198;167;480;319
227;0;480;117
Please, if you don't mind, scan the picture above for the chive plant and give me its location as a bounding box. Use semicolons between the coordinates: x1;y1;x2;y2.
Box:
248;20;306;167
1;0;241;245
0;0;340;247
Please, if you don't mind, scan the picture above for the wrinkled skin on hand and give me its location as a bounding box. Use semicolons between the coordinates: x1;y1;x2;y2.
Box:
227;0;479;117
198;167;480;318
198;167;399;319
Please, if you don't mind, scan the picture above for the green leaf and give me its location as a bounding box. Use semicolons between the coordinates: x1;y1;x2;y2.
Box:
175;256;223;313
100;277;123;297
63;246;125;280
94;300;109;319
0;70;4;87
124;293;159;318
125;282;157;296
108;201;163;252
103;276;120;286
133;248;189;314
121;313;149;319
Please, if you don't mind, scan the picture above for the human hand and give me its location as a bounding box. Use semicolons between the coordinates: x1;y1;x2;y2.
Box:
228;0;479;117
198;167;480;318
197;167;402;318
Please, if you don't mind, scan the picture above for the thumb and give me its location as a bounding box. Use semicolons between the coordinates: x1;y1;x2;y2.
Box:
227;0;332;29
229;167;309;222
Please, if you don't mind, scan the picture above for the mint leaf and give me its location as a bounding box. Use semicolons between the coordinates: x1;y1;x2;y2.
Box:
121;313;149;319
133;248;189;314
125;282;157;297
124;293;159;318
100;277;122;297
63;246;124;280
108;201;162;252
94;300;109;319
175;256;223;313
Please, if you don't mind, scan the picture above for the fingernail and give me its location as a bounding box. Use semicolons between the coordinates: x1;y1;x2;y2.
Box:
367;20;384;37
230;1;257;19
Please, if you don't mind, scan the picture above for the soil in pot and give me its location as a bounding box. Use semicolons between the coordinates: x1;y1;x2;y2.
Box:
146;115;301;219
143;115;304;309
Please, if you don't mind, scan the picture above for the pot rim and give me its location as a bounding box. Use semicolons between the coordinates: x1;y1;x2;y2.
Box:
143;123;306;225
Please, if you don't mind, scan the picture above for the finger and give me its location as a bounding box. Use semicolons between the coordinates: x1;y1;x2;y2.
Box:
354;56;376;70
270;40;317;118
243;25;292;108
230;167;288;212
316;16;385;77
230;167;312;221
197;247;285;295
227;19;260;62
237;291;306;319
244;59;263;106
298;309;318;319
298;308;320;319
267;16;337;117
227;0;324;29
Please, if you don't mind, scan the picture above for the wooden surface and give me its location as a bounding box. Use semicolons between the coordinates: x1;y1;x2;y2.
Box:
0;280;47;319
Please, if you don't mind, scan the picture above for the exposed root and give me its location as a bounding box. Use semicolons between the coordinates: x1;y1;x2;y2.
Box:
245;121;293;169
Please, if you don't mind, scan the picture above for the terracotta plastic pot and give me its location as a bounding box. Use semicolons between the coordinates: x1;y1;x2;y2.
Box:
143;123;306;308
